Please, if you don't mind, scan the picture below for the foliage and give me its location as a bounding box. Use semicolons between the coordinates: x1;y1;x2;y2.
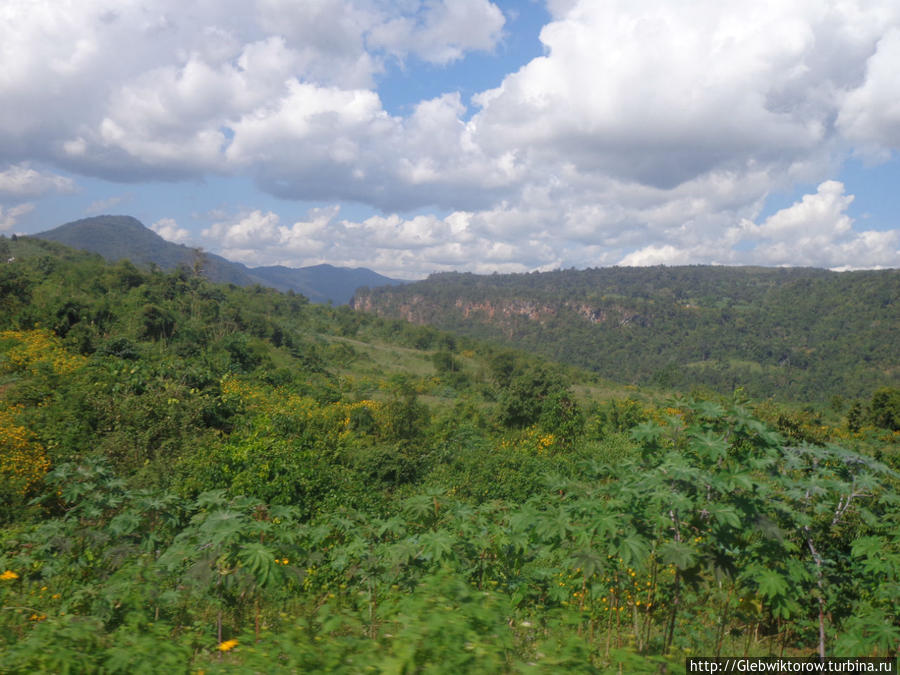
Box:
0;404;50;518
1;236;898;669
354;266;900;403
867;387;900;431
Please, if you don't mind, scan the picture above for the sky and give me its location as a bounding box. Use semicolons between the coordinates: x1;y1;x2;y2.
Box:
1;0;899;279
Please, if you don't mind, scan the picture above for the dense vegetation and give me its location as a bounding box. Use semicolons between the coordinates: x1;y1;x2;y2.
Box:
1;235;899;672
354;267;900;403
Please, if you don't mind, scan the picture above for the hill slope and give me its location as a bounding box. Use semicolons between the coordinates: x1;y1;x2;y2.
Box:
2;229;899;670
35;215;406;304
352;266;900;402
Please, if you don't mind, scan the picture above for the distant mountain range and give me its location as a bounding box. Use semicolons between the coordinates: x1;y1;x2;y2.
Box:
35;215;409;304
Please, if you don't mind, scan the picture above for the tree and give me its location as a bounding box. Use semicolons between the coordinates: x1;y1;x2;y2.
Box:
867;387;900;431
431;350;459;375
140;303;175;341
496;365;567;428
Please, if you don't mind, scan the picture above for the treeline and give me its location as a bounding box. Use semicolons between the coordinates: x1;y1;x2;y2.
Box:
353;266;900;403
1;238;899;671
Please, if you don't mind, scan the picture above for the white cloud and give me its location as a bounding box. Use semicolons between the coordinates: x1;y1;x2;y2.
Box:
748;180;853;240
367;0;505;65
837;28;900;159
2;0;899;271
619;245;697;267
151;217;192;244
737;181;898;268
0;0;504;181
0;165;75;197
619;181;899;269
202;180;898;276
254;0;383;88
471;0;899;187
202;208;336;266
258;0;505;74
203;210;283;249
198;205;555;278
0;203;35;232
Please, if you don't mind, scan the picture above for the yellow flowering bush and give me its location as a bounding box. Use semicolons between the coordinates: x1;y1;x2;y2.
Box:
220;375;380;440
497;425;558;456
189;377;389;509
0;403;50;498
0;329;85;376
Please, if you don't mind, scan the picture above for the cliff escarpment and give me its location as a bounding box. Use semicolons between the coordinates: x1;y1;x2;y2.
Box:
351;266;900;402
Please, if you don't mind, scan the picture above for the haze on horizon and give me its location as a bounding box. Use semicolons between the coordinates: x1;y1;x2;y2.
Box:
1;0;899;278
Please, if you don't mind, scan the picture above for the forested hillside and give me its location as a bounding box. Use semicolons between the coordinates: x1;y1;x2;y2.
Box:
35;215;407;304
353;267;900;403
1;236;898;671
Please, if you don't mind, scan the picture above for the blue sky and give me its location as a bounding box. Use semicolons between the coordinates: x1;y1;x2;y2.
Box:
1;0;898;277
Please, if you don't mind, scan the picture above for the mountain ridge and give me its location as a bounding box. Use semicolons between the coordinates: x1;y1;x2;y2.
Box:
34;215;408;304
352;266;900;402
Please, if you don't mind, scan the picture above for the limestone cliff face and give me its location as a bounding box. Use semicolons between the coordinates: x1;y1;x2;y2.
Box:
351;290;646;330
353;291;558;325
351;292;429;323
453;298;557;323
352;292;430;323
566;302;645;327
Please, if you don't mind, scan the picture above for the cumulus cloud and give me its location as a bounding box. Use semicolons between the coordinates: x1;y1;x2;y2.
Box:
5;0;897;190
196;180;896;277
367;0;505;64
202;209;331;266
735;181;898;268
2;0;900;271
837;28;900;159
199;205;554;278
472;0;900;185
0;0;504;181
0;165;75;198
619;182;899;269
151;217;192;244
257;0;505;78
0;203;35;232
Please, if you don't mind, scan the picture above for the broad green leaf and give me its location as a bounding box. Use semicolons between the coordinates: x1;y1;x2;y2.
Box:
657;541;695;570
708;505;742;529
418;531;454;562
754;568;788;600
691;430;728;462
238;542;276;587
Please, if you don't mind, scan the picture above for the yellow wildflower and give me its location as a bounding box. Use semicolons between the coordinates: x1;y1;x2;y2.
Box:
218;639;238;652
0;570;19;580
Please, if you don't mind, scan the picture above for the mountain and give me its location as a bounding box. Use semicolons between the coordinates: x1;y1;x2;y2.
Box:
352;266;900;402
247;264;406;305
36;215;257;286
34;215;407;304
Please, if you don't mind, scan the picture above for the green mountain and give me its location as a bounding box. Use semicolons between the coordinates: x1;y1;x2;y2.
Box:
352;266;900;402
35;214;407;304
249;263;408;305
